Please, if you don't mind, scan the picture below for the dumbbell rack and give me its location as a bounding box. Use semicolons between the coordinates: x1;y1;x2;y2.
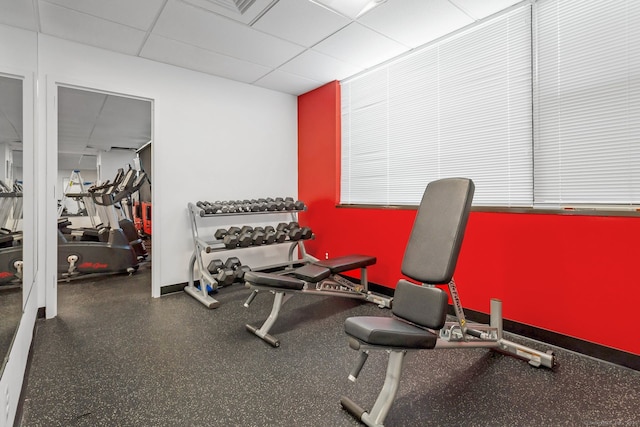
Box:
185;201;311;308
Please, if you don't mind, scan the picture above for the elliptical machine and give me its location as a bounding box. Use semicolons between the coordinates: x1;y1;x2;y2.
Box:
57;170;142;279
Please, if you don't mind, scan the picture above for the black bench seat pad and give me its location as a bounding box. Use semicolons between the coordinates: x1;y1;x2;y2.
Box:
244;271;304;290
345;316;439;349
293;264;331;282
315;254;376;273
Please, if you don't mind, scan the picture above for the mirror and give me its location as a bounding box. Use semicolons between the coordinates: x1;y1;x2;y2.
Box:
0;74;23;374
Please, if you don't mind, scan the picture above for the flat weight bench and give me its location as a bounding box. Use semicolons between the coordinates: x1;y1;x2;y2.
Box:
244;254;392;347
340;178;556;427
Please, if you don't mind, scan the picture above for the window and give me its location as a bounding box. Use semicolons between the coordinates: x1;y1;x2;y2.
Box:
534;0;640;207
341;6;533;206
341;0;640;210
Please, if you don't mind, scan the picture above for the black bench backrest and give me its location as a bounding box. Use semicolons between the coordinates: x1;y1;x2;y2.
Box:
401;178;474;285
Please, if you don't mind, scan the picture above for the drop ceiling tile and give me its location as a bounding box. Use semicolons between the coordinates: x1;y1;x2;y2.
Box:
38;1;147;55
279;49;363;82
313;22;408;69
58;152;97;170
0;0;38;31
58;87;106;145
450;0;523;20
153;0;305;68
252;0;349;47
90;95;152;149
359;0;474;48
41;0;166;30
141;35;272;83
253;69;322;95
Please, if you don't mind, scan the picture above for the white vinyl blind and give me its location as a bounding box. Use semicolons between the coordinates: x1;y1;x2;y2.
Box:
534;0;640;206
341;5;533;206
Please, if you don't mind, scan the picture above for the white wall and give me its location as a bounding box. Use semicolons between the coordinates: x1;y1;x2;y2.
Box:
0;24;38;427
0;22;298;426
38;35;298;301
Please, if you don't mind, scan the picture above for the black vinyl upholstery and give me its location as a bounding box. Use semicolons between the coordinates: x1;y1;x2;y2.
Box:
401;177;474;285
315;254;376;273
344;316;439;349
243;271;305;290
391;280;448;330
293;264;331;282
345;178;474;348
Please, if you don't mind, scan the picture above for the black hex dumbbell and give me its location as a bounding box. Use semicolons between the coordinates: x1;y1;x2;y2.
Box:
261;225;277;244
214;228;238;248
225;257;251;282
207;259;235;286
276;221;302;241
237;226;254;247
300;226;313;240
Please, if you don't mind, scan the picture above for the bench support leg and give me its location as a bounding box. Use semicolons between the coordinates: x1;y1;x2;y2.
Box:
245;291;292;347
342;350;406;427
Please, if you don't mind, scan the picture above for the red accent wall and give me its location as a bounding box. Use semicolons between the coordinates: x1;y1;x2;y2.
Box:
298;81;640;356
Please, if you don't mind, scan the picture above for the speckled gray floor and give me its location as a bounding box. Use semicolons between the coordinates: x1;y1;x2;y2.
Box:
18;262;640;427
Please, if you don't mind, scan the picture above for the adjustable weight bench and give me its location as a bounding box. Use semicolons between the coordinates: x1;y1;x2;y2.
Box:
340;178;556;427
243;254;392;347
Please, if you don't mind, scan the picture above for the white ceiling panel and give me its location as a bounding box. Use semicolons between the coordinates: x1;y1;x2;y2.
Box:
89;96;151;150
359;0;474;48
58;87;152;153
58;88;106;147
38;1;148;55
0;0;525;120
179;0;276;25
41;0;166;30
0;0;38;31
141;35;272;83
313;22;408;69
253;69;322;95
0;76;23;144
450;0;524;20
153;0;305;67
58;152;98;171
252;0;349;47
279;49;363;82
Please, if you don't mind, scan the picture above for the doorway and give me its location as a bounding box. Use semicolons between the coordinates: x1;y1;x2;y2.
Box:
47;81;153;318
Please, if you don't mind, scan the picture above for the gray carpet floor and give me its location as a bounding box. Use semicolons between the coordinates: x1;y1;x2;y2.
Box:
17;261;640;427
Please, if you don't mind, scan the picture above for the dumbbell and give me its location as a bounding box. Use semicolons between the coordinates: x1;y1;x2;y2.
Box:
276;197;303;211
283;197;296;210
225;257;251;282
196;201;210;216
206;259;235;286
299;225;313;240
235;226;254;247
274;198;286;211
214;228;239;248
276;222;302;241
261;225;277;244
245;226;266;245
264;199;277;211
285;221;312;239
287;221;308;240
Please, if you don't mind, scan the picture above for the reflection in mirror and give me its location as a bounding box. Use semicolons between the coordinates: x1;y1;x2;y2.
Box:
56;86;151;286
0;74;23;375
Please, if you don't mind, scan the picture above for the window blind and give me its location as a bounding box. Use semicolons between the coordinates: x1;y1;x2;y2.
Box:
341;5;533;206
534;0;640;207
